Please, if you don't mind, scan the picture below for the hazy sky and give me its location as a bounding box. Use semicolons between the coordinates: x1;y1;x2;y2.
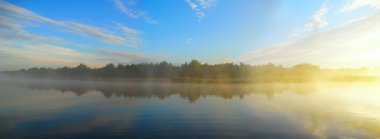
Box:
0;0;379;70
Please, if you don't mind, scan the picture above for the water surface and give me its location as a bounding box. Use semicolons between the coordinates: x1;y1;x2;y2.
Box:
0;79;379;139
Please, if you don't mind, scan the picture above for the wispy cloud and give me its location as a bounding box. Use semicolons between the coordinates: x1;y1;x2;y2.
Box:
239;12;380;68
0;1;58;25
0;50;24;60
98;49;146;59
0;9;64;43
185;38;192;45
197;0;217;8
0;1;147;70
186;0;205;21
119;25;141;46
340;0;380;12
0;43;102;69
0;1;141;46
114;0;141;18
185;0;217;21
97;49;155;63
64;22;125;44
289;2;329;37
0;42;158;70
113;0;157;24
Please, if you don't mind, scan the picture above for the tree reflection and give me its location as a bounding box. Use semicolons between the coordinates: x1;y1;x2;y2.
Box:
15;80;319;102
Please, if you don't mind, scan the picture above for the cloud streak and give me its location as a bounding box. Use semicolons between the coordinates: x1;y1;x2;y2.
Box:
0;11;64;43
197;0;217;8
98;49;146;59
0;42;158;70
186;0;217;21
239;12;380;68
0;1;150;70
0;42;102;70
340;0;380;12
186;0;205;21
113;0;157;24
0;1;141;46
185;38;193;45
97;49;157;64
290;2;328;37
119;25;141;46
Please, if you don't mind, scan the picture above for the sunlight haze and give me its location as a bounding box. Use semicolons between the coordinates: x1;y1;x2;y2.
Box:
1;1;380;139
1;0;380;70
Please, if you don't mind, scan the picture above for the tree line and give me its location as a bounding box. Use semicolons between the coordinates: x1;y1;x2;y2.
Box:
5;60;374;82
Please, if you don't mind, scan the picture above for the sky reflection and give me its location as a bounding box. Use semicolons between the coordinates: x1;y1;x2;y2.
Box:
0;81;379;139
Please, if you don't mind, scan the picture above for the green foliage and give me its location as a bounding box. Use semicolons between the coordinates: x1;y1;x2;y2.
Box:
9;60;325;82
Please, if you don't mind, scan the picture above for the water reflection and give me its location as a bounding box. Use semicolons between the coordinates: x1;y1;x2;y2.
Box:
0;79;380;139
9;79;319;102
243;83;380;139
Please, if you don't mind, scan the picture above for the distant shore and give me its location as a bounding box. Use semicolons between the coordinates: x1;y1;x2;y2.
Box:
2;74;378;84
3;60;379;83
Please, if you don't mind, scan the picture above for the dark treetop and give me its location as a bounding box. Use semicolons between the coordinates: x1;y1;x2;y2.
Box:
4;60;375;83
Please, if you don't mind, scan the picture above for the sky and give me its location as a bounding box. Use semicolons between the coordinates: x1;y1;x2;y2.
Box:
0;0;380;70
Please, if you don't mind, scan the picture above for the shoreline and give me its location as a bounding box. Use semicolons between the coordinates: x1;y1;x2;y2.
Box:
1;74;378;84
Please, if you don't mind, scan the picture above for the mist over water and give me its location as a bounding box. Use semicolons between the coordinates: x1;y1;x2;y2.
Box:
1;0;380;138
0;78;380;139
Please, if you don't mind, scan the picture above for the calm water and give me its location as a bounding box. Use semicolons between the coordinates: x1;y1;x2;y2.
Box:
0;79;380;139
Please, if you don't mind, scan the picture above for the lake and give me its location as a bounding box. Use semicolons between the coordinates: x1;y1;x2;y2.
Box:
0;79;379;139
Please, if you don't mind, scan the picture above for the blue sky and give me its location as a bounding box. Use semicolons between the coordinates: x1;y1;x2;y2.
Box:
0;0;380;70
